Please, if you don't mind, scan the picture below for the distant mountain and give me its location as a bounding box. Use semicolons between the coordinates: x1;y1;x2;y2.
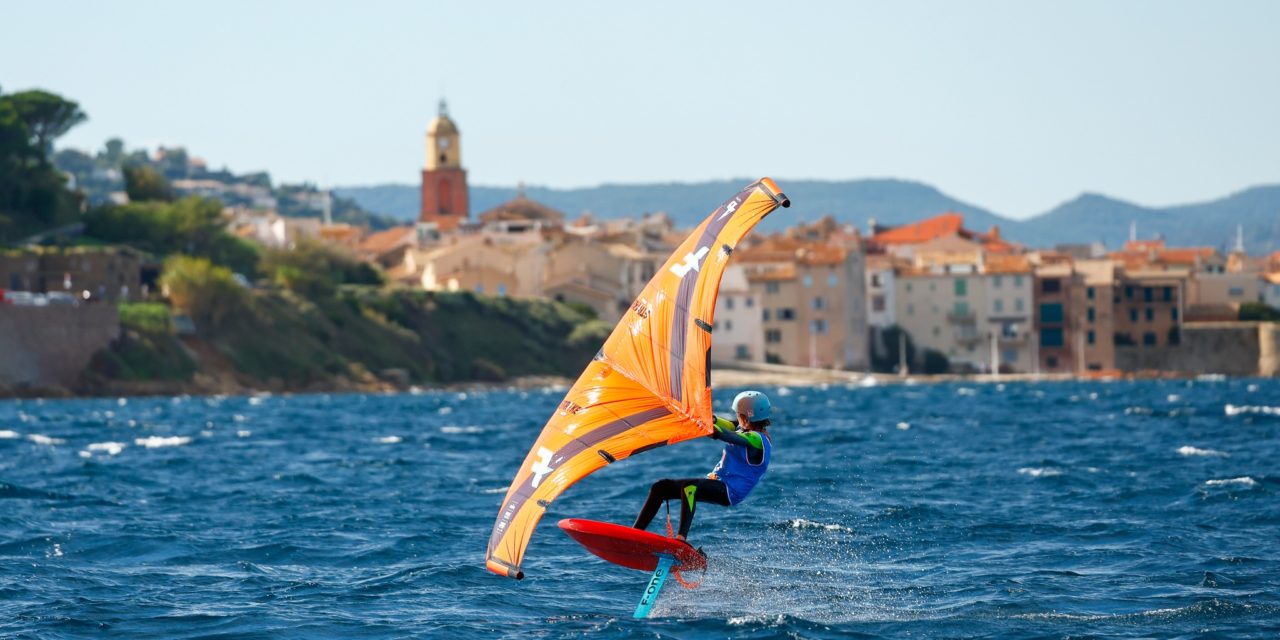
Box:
335;178;1009;235
335;180;1280;253
1020;186;1280;254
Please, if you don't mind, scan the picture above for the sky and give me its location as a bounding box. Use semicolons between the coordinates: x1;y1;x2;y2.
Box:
2;0;1277;218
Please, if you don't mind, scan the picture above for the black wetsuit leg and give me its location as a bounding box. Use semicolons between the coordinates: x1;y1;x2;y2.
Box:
633;478;731;537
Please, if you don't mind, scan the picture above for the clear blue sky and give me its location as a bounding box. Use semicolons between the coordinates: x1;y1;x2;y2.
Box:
2;0;1277;217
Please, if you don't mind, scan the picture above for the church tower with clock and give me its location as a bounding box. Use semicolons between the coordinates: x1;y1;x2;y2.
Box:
419;100;469;231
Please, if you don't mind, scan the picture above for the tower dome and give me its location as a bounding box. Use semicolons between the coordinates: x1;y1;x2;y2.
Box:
428;99;459;136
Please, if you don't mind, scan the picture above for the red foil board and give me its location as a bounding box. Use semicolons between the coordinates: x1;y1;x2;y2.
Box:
558;518;706;572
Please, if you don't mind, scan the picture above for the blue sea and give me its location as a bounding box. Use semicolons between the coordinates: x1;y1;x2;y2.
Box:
2;379;1278;638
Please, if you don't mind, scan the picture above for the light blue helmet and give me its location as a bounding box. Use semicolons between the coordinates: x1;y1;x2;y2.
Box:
732;390;772;422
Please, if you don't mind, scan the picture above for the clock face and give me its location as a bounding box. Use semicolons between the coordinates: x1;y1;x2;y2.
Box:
438;137;451;150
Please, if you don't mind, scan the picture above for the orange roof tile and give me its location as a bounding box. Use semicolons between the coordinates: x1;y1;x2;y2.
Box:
984;254;1032;274
870;212;964;245
746;264;798;282
1123;239;1165;252
358;226;415;257
1155;247;1216;266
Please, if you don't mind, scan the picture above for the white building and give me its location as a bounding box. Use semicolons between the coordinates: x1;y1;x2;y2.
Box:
865;254;897;329
712;265;764;362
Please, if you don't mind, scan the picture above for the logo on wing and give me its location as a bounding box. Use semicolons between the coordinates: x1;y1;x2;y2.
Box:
530;446;554;488
670;246;710;278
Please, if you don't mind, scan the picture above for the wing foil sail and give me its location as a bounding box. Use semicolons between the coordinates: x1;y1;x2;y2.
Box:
485;177;789;579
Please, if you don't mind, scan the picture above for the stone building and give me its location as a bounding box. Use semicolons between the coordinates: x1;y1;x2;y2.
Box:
740;237;867;370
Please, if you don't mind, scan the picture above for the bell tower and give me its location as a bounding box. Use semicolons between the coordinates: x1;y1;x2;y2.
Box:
420;99;469;231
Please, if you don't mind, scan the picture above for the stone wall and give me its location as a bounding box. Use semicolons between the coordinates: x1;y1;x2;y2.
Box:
0;305;119;388
1116;321;1279;376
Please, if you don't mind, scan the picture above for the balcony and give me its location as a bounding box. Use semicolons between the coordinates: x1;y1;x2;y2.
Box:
947;310;976;325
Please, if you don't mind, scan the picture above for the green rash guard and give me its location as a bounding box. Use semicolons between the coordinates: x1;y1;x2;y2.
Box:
712;416;765;465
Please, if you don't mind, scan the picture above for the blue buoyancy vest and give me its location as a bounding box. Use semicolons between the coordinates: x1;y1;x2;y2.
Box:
709;430;771;505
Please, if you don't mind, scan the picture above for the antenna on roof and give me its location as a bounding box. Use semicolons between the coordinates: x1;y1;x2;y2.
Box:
1235;224;1244;253
322;188;332;226
1129;220;1136;242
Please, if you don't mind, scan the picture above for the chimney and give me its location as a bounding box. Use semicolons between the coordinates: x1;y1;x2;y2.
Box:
867;217;877;237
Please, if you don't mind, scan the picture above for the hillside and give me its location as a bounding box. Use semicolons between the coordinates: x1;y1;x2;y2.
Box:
337;180;1280;253
335;179;1008;235
81;289;607;396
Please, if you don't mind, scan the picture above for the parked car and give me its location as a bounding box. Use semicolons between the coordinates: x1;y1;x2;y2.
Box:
3;290;36;306
44;291;79;306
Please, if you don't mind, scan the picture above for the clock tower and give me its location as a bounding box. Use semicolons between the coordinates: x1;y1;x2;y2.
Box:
420;99;469;231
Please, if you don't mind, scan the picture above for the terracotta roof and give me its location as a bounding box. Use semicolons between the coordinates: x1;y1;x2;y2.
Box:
358;226;415;257
478;195;566;224
746;264;797;282
871;212;963;245
737;236;847;266
984;254;1032;274
1123;239;1165;252
1155;247;1216;266
319;224;362;244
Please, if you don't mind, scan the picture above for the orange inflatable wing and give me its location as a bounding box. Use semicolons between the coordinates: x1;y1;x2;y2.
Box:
485;178;790;580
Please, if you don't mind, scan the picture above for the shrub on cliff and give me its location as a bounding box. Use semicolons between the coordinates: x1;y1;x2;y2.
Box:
83;196;259;273
160;255;247;331
259;240;382;298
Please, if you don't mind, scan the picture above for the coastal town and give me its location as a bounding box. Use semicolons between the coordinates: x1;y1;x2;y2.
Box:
2;102;1280;394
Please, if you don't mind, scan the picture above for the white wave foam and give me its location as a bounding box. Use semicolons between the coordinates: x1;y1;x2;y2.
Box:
957;387;976;396
87;442;126;456
135;436;192;448
437;406;454;415
481;486;509;494
1018;467;1063;478
728;613;787;626
441;425;484;434
27;434;65;446
1167;394;1180;402
895;421;911;430
1177;445;1228;457
1225;404;1279;416
1205;477;1256;487
0;429;20;439
236;430;252;438
375;436;402;444
787;518;854;533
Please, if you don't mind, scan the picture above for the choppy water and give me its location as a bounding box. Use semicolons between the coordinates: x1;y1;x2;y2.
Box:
2;379;1278;638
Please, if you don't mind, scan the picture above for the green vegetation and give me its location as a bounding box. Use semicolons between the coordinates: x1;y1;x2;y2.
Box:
0;86;85;243
88;243;602;390
921;348;951;375
118;302;172;333
195;287;599;386
88;302;196;382
123;164;174;202
870;325;917;373
260;240;381;297
83;195;259;273
1239;302;1280;322
159;255;248;329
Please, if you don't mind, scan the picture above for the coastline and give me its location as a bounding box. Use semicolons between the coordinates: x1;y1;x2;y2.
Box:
2;364;1221;402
